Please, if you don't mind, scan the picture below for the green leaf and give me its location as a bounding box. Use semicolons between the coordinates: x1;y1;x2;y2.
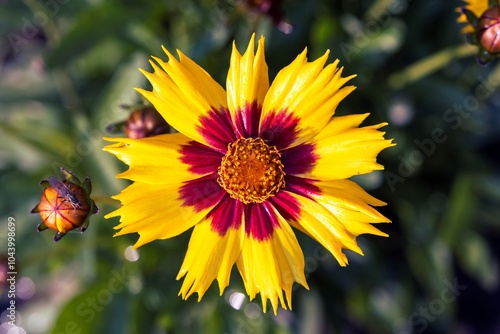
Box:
51;271;131;334
44;3;131;69
439;173;477;248
456;232;499;290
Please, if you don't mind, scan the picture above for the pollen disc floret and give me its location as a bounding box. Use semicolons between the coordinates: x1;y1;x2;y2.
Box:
217;137;285;204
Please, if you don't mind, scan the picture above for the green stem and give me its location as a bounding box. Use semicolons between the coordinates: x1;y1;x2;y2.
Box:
91;195;121;208
388;44;478;89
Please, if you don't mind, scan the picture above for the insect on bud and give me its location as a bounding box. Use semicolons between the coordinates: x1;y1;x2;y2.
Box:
124;106;170;139
477;6;500;54
31;168;99;242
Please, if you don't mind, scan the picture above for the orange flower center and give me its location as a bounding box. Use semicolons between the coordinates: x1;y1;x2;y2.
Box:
217;138;286;204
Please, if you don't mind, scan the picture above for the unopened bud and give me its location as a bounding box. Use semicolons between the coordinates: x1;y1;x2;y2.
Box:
31;168;98;242
477;6;500;53
125;106;170;139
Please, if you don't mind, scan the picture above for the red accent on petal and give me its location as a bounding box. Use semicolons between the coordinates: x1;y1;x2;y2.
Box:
178;173;226;212
281;142;318;175
179;141;223;175
259;110;300;149
197;107;237;153
244;201;279;241
233;101;262;138
208;194;244;235
285;175;321;199
268;191;301;222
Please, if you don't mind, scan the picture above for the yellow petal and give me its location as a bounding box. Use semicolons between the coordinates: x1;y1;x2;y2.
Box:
286;191;363;267
106;181;215;248
236;214;308;314
261;49;356;148
137;48;227;147
177;217;244;301
103;133;206;184
227;34;269;119
312;179;390;237
311;113;370;141
309;115;395;180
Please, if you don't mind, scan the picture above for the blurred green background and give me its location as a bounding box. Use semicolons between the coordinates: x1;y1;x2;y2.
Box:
1;0;500;333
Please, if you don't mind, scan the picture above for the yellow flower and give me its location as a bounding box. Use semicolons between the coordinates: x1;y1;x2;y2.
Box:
104;34;394;314
457;0;488;33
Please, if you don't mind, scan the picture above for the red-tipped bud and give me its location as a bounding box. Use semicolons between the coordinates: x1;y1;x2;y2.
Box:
31;168;98;242
124;106;170;139
477;6;500;53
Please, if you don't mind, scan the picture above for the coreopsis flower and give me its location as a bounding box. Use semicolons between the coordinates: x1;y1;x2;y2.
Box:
31;168;98;241
104;34;394;313
458;0;500;64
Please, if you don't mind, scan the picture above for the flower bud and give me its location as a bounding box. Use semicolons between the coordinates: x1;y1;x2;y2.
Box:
477;6;500;53
458;3;500;64
125;106;170;139
31;168;98;242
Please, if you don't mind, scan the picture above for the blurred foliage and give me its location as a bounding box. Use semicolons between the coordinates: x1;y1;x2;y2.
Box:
1;0;500;333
